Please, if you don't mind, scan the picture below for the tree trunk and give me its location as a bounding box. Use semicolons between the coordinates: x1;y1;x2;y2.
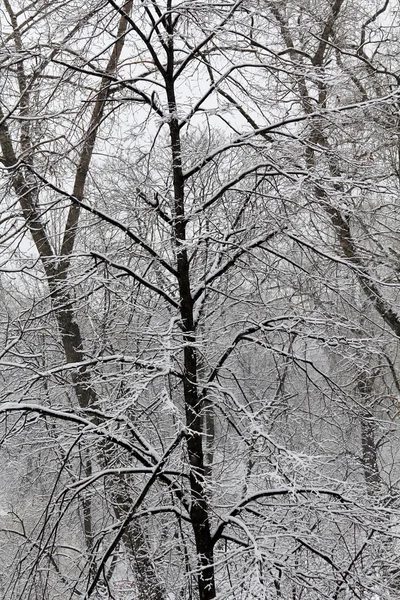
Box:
165;31;216;596
357;372;381;493
113;489;165;600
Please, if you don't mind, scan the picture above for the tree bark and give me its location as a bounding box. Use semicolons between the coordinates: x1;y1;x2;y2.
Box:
164;25;216;598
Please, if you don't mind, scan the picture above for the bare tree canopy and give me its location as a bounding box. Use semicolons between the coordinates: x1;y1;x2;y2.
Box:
0;0;400;599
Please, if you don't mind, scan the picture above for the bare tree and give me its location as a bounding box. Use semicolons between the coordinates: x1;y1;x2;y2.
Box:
1;1;400;599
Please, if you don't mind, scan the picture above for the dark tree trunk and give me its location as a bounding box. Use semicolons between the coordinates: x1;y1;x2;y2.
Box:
164;24;216;596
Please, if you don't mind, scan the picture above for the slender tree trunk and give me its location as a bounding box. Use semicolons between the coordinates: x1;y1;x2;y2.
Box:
360;417;380;491
164;28;216;597
357;372;381;493
113;488;165;600
203;398;215;482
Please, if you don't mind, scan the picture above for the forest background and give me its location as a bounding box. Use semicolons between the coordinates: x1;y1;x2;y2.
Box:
0;0;400;599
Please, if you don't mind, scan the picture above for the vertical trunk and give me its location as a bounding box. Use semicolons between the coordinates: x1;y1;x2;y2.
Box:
357;372;381;493
197;331;215;483
113;490;165;600
82;449;94;554
360;417;380;492
203;399;215;482
55;299;165;599
165;33;216;597
53;298;165;598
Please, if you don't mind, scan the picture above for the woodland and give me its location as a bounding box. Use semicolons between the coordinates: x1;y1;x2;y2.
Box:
0;0;400;598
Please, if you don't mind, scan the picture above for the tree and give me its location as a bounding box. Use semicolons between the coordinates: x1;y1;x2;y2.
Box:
1;0;400;599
